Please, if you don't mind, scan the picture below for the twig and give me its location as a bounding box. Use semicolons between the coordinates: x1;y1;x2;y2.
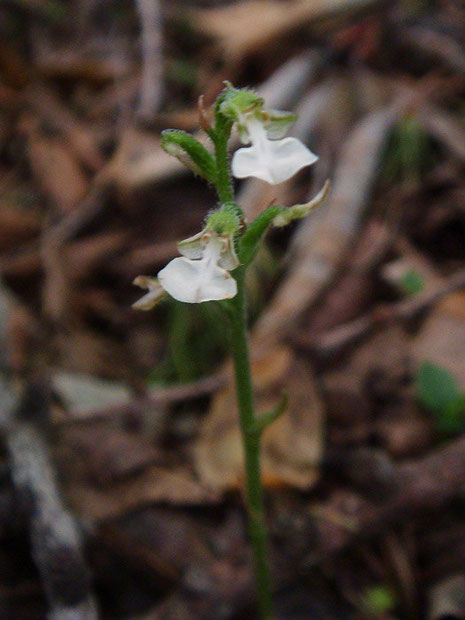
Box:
0;280;98;619
57;372;224;427
135;0;164;123
39;177;112;321
305;267;465;357
418;104;465;163
398;25;465;77
4;382;99;620
253;103;399;346
25;85;104;172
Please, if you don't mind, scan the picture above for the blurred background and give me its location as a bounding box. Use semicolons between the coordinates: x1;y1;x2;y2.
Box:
1;0;465;618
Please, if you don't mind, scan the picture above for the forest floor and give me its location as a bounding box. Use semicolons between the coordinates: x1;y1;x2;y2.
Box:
1;1;465;618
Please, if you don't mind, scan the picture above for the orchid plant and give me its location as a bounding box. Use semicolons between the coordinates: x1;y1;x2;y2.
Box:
133;84;328;619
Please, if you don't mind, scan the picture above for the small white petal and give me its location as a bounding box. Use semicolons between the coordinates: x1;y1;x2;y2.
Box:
158;257;237;303
217;239;239;271
178;230;205;259
132;276;165;310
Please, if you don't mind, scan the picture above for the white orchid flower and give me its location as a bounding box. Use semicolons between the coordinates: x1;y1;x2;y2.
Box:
157;229;239;303
232;113;318;185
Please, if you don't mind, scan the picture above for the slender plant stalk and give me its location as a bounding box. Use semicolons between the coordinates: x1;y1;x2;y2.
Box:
212;116;235;204
229;266;274;620
211;107;274;618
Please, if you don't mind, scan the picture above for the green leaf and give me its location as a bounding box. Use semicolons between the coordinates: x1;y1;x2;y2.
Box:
361;585;396;615
399;269;424;295
417;362;461;411
161;130;217;183
417;362;465;434
437;396;465;434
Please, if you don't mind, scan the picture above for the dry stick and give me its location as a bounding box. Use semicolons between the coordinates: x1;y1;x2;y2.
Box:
306;97;465;355
309;267;465;357
40;178;112;322
398;25;465;77
253;103;400;348
192;0;381;65
258;51;325;108
135;0;163;123
5;385;99;620
417;104;465;163
58;373;224;427
0;284;98;620
25;84;104;172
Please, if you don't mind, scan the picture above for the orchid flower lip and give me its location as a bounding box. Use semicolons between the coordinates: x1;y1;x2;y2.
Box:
232;112;318;185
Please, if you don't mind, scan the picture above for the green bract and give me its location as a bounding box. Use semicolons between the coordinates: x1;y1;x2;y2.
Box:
161;129;217;183
219;86;263;121
239;180;330;265
272;180;330;227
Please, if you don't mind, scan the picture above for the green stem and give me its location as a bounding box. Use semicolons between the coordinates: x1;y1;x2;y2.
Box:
212;117;235;204
229;266;274;620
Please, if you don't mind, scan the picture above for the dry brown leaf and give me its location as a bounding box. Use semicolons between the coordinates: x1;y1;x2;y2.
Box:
0;205;40;251
0;248;41;280
54;329;128;378
67;466;217;521
26;85;104;171
35;48;131;83
347;324;411;390
72;288;121;322
110;129;184;192
412;292;465;385
193;0;378;64
65;231;128;280
52;371;131;420
116;240;178;280
61;424;161;485
27;130;88;213
0;41;30;87
194;346;323;493
428;574;465;620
